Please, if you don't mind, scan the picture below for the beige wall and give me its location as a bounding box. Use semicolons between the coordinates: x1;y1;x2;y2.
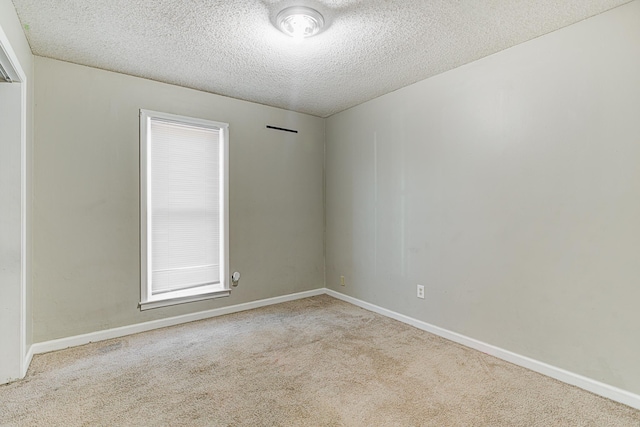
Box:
33;57;325;341
325;1;640;395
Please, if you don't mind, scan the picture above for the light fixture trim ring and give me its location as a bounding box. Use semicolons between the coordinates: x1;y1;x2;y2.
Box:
276;6;325;38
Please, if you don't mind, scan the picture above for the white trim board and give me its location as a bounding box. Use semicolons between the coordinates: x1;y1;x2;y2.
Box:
30;289;324;355
24;344;33;374
29;287;640;411
0;19;29;382
325;289;640;411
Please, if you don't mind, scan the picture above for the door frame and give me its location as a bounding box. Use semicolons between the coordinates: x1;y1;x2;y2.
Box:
0;22;28;380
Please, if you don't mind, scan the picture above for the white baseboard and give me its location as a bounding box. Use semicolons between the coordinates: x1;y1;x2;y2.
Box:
28;286;640;411
325;289;640;411
31;288;325;355
23;344;33;376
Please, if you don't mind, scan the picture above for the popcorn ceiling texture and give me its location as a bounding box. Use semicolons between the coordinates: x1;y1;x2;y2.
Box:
11;0;632;117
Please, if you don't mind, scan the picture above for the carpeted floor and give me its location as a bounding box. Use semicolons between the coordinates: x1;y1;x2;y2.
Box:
1;295;639;426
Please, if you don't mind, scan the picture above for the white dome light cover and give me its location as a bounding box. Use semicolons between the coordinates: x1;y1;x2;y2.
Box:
276;6;325;38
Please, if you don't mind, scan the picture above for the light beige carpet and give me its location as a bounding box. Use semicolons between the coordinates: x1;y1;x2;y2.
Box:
1;295;639;426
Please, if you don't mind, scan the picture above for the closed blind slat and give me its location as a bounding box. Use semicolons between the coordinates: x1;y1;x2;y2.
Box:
150;120;220;294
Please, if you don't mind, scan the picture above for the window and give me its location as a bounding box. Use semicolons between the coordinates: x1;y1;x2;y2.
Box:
139;110;229;310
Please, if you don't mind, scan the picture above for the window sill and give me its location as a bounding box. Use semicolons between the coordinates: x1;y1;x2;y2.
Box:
139;289;230;311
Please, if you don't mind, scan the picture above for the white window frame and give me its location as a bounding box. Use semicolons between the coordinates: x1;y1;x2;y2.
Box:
139;110;230;310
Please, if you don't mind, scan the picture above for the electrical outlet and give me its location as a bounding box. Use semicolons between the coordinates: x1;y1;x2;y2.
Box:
340;276;345;287
417;284;425;299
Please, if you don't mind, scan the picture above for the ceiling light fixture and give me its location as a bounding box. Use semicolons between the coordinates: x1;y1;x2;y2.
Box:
276;6;325;39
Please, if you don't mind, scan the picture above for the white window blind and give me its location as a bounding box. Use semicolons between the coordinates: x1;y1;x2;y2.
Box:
140;110;229;310
150;120;221;294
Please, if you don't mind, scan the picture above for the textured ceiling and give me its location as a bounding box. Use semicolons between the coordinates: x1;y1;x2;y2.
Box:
11;0;631;117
